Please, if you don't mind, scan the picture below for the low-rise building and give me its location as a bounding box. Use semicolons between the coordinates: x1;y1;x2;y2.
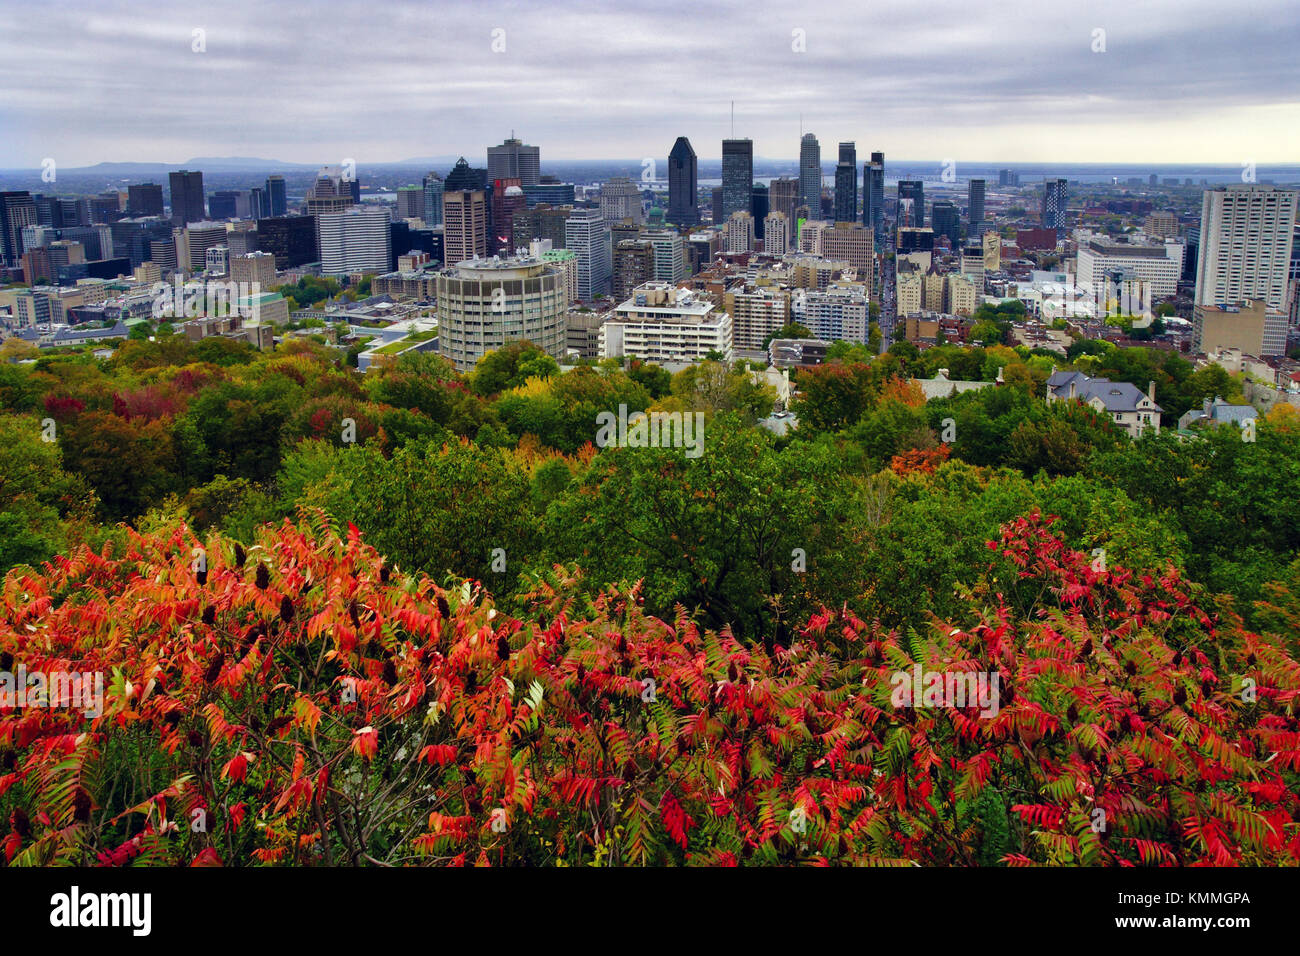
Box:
1046;370;1162;437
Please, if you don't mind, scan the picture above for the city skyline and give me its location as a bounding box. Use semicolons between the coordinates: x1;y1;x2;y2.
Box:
2;0;1299;168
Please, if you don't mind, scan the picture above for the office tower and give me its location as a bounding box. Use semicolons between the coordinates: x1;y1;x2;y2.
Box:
667;136;699;227
208;191;239;220
863;152;885;240
998;168;1020;187
931;200;960;246
614;239;656;301
799;133;821;211
724;211;755;253
565;208;613;300
487;136;541;187
642;229;686;284
175;221;227;272
396;185;425;220
1042;178;1068;231
521;178;575;208
422;172;444;227
711;186;723;224
968;179;986;237
256;216;316;269
1144;211;1180;239
248;188;270;220
443;189;488;264
897;181;925;228
265;175;287;217
437;256;565;370
493;179;527;252
108;217;170;268
764;212;790;253
722;138;754;220
0;191;38;267
600;177;643;225
1195;185;1298;313
316;205;392;275
820;222;874;283
127;184;164;218
168;170;206;225
834;142;857;223
750;183;768;240
769;177;798;227
88;193;122;225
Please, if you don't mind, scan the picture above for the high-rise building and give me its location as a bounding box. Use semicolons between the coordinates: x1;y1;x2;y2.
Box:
422;173;444;228
565;208;613;300
600;177;643;225
769;177;798;228
820;222;874;285
642;228;686;284
208;191;239;220
1042;178;1068;232
834;142;857;223
898;181;924;228
998;168;1019;187
395;186;425;220
493;180;527;253
711;187;724;225
602;282;733;363
799;134;821;211
0;191;38;268
486;136;541;187
863;152;884;241
724;211;755;253
721;139;754;221
175;221;227;272
256;216;317;269
667;136;699;227
437;256;565;371
1195;184;1298;313
613;239;656;301
1194;299;1288;357
931;200;960;246
764;211;791;253
750;184;768;241
230;251;277;290
443;189;488;264
265;175;287;217
968;179;986;237
168;170;206;225
316;206;392;275
127;184;164;218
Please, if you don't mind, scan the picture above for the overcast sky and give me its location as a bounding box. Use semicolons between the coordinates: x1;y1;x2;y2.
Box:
2;0;1298;168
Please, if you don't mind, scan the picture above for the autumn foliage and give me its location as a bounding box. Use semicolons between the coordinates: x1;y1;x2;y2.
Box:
1;512;1297;866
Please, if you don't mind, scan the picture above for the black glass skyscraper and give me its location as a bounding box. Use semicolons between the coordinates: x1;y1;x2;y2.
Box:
265;175;287;217
897;180;924;228
968;179;986;237
863;152;884;241
721;139;753;221
667;137;699;227
750;183;768;240
834;142;857;223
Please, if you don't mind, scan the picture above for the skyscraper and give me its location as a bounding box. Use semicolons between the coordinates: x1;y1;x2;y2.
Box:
1195;184;1298;312
968;179;986;238
931;200;960;246
0;191;37;267
127;184;164;218
443;189;488;265
898;180;925;228
721;138;754;220
667;136;699;227
769;177;798;229
834;142;857;223
799;134;821;211
422;172;444;227
1042;178;1068;232
565;208;613;300
863;152;884;241
265;175;287;217
600;177;643;225
750;184;769;241
168;169;206;225
487;136;541;186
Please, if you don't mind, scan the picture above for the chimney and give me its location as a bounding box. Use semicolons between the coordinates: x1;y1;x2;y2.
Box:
1147;380;1156;403
1069;380;1076;400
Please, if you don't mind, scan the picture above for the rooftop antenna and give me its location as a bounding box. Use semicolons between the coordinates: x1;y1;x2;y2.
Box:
731;101;734;138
